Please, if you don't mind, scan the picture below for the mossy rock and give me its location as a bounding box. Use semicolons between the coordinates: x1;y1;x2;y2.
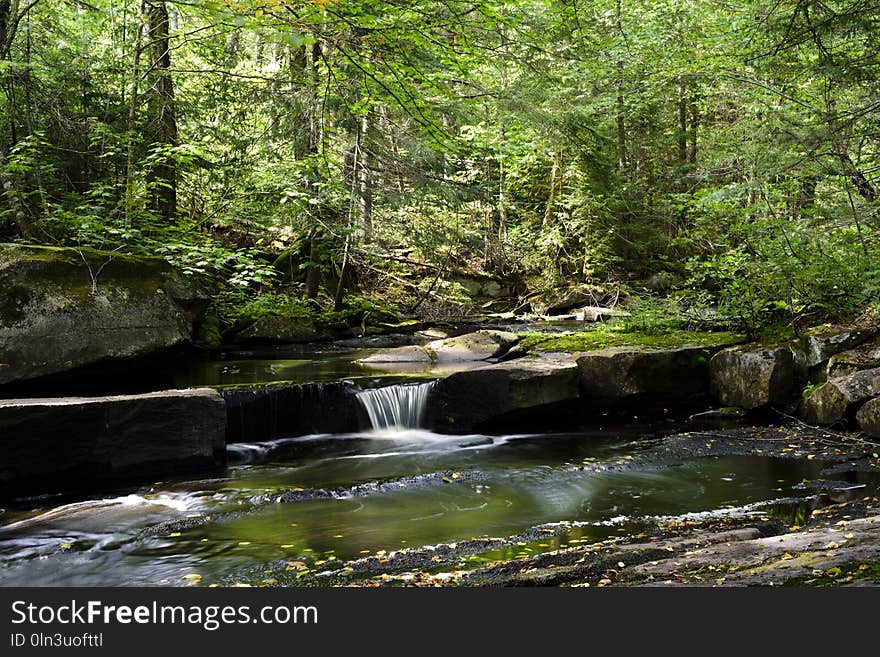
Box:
519;329;744;354
0;243;208;386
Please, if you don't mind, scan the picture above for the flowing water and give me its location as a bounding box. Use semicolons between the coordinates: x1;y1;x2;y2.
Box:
356;381;437;430
0;381;873;586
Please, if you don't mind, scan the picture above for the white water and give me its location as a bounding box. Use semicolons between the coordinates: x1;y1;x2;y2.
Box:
356;381;436;431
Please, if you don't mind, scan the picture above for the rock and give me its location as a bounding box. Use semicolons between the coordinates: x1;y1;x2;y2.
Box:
221;381;361;442
426;330;519;362
803;368;880;425
578;346;713;407
552;306;628;322
856;397;880;438
0;389;225;496
359;345;433;364
425;356;580;432
235;316;328;344
709;346;795;409
449;275;514;300
826;342;880;380
359;330;519;365
644;271;683;291
794;326;878;370
531;287;602;315
0;243;207;386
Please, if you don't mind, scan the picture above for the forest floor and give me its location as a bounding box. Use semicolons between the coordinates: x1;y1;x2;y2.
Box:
300;424;880;588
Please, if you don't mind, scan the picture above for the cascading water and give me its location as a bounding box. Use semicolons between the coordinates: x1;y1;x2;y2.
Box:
356;381;436;431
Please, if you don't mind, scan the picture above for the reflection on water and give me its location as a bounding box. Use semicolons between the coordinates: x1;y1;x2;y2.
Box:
0;427;870;587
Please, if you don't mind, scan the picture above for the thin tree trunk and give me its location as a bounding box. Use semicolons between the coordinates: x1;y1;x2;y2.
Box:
144;0;177;219
304;40;323;301
358;112;372;241
677;79;687;164
125;3;144;227
543;150;561;228
615;0;626;172
688;90;698;164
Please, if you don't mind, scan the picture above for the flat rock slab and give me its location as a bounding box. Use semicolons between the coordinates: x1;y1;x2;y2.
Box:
425;355;580;432
578;345;713;406
0;389;225;496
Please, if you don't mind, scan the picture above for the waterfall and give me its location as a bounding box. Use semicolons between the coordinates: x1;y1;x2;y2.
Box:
356;381;436;431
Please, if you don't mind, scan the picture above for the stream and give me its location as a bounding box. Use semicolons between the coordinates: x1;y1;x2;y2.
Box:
0;346;875;587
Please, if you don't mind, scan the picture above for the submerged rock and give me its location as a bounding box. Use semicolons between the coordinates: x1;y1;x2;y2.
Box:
709;346;795;409
0;243;207;386
0;389;225;496
856;397;880;438
803;368;880;425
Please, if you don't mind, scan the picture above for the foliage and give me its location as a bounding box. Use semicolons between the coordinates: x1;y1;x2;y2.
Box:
0;0;877;332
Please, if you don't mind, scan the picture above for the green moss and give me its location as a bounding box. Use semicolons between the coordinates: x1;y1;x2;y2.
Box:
783;561;880;587
197;314;222;349
518;329;747;353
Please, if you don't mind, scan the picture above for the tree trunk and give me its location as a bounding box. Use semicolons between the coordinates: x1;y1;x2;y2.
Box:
358;112;373;240
304;40;323;301
144;0;177;219
688;90;698;164
615;0;626;173
125;4;144;227
543;150;561;228
677;80;687;164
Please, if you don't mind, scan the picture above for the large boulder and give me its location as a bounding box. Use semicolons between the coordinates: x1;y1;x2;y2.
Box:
425;356;580;432
577;346;713;407
0;389;225;496
803;368;880;425
709;346;794;409
427;330;519;362
0;243;207;386
856;397;880;438
359;330;519;366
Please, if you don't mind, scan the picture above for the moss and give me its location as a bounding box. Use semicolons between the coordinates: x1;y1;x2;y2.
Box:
0;242;185;300
783;561;880;587
197;314;222;349
518;329;747;354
